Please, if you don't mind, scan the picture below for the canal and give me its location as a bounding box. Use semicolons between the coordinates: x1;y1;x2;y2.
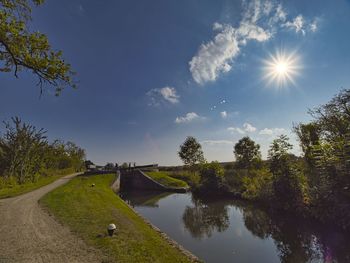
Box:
120;191;350;263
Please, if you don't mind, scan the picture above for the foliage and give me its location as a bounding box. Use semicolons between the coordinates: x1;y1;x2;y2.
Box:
294;89;350;227
104;162;115;170
0;167;74;198
241;168;273;201
0;116;47;183
120;162;129;169
178;136;205;171
195;161;226;195
0;117;85;187
234;136;262;169
268;135;307;210
40;173;194;263
0;0;75;95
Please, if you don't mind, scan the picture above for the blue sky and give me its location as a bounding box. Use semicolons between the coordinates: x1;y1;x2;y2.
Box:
1;0;350;165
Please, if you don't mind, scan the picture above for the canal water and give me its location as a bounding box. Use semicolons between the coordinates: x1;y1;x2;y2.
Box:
120;191;350;263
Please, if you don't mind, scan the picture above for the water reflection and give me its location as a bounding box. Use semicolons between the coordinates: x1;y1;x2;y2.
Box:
120;191;350;263
182;195;229;239
240;203;350;263
120;191;172;207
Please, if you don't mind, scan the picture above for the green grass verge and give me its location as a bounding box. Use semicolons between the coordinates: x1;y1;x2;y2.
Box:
40;174;193;263
0;168;75;199
146;171;189;188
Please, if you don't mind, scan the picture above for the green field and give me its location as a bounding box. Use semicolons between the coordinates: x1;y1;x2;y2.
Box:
0;168;75;199
40;173;195;263
146;171;189;188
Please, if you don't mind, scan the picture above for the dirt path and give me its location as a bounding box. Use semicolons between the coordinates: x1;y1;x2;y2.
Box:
0;174;104;263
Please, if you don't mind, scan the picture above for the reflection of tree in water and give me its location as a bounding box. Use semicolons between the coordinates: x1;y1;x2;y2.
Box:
240;203;350;263
182;195;230;239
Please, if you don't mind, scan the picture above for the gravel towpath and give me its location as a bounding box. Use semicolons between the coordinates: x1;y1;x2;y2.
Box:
0;174;104;263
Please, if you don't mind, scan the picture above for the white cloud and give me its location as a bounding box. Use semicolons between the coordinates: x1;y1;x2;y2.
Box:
275;4;287;22
283;15;305;35
147;86;179;106
310;19;318;32
159;87;179;103
220;111;227;119
228;127;245;134
228;122;256;134
259;127;286;136
201;140;233;145
175;112;203;124
259;128;274;135
263;1;273;15
189;25;240;84
243;122;257;132
189;0;318;85
283;15;318;35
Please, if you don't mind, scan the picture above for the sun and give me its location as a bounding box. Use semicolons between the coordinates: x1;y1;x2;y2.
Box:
263;50;301;88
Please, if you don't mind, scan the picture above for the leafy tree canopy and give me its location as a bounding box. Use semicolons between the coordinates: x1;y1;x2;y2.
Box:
234;136;261;169
0;0;76;95
178;136;205;167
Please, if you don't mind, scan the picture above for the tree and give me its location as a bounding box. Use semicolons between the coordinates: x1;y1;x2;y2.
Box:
178;136;205;170
308;89;350;142
293;122;320;166
293;90;350;226
268;135;293;175
268;135;306;210
0;117;86;184
234;136;261;169
121;162;129;169
0;0;76;95
0;116;47;183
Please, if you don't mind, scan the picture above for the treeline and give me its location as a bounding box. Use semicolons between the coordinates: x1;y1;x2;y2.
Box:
0;117;85;186
178;89;350;230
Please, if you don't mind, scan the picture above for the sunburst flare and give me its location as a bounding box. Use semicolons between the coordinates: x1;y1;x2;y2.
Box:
263;50;301;89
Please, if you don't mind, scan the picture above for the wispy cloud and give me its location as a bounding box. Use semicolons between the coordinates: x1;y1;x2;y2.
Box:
259;127;286;136
228;122;257;134
175;112;204;124
189;24;239;84
189;0;318;85
201;140;233;145
227;127;245;134
243;122;257;132
220;111;228;119
147;86;180;106
282;15;318;35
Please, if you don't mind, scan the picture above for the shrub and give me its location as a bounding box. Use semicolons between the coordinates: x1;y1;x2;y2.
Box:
196;161;226;195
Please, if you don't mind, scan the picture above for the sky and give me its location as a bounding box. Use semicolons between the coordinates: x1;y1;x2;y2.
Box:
1;0;350;166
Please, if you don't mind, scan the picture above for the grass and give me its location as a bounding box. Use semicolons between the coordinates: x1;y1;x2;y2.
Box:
146;171;189;188
0;168;75;199
40;173;194;263
166;170;200;187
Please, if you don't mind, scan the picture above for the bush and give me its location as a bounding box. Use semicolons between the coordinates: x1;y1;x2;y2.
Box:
195;161;226;195
241;168;273;202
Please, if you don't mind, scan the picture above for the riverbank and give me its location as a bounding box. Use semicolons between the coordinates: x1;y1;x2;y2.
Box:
40;173;198;263
0;168;77;199
146;171;189;188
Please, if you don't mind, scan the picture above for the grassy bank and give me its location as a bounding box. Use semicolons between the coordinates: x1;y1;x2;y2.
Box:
40;173;195;263
0;168;76;199
146;171;188;188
